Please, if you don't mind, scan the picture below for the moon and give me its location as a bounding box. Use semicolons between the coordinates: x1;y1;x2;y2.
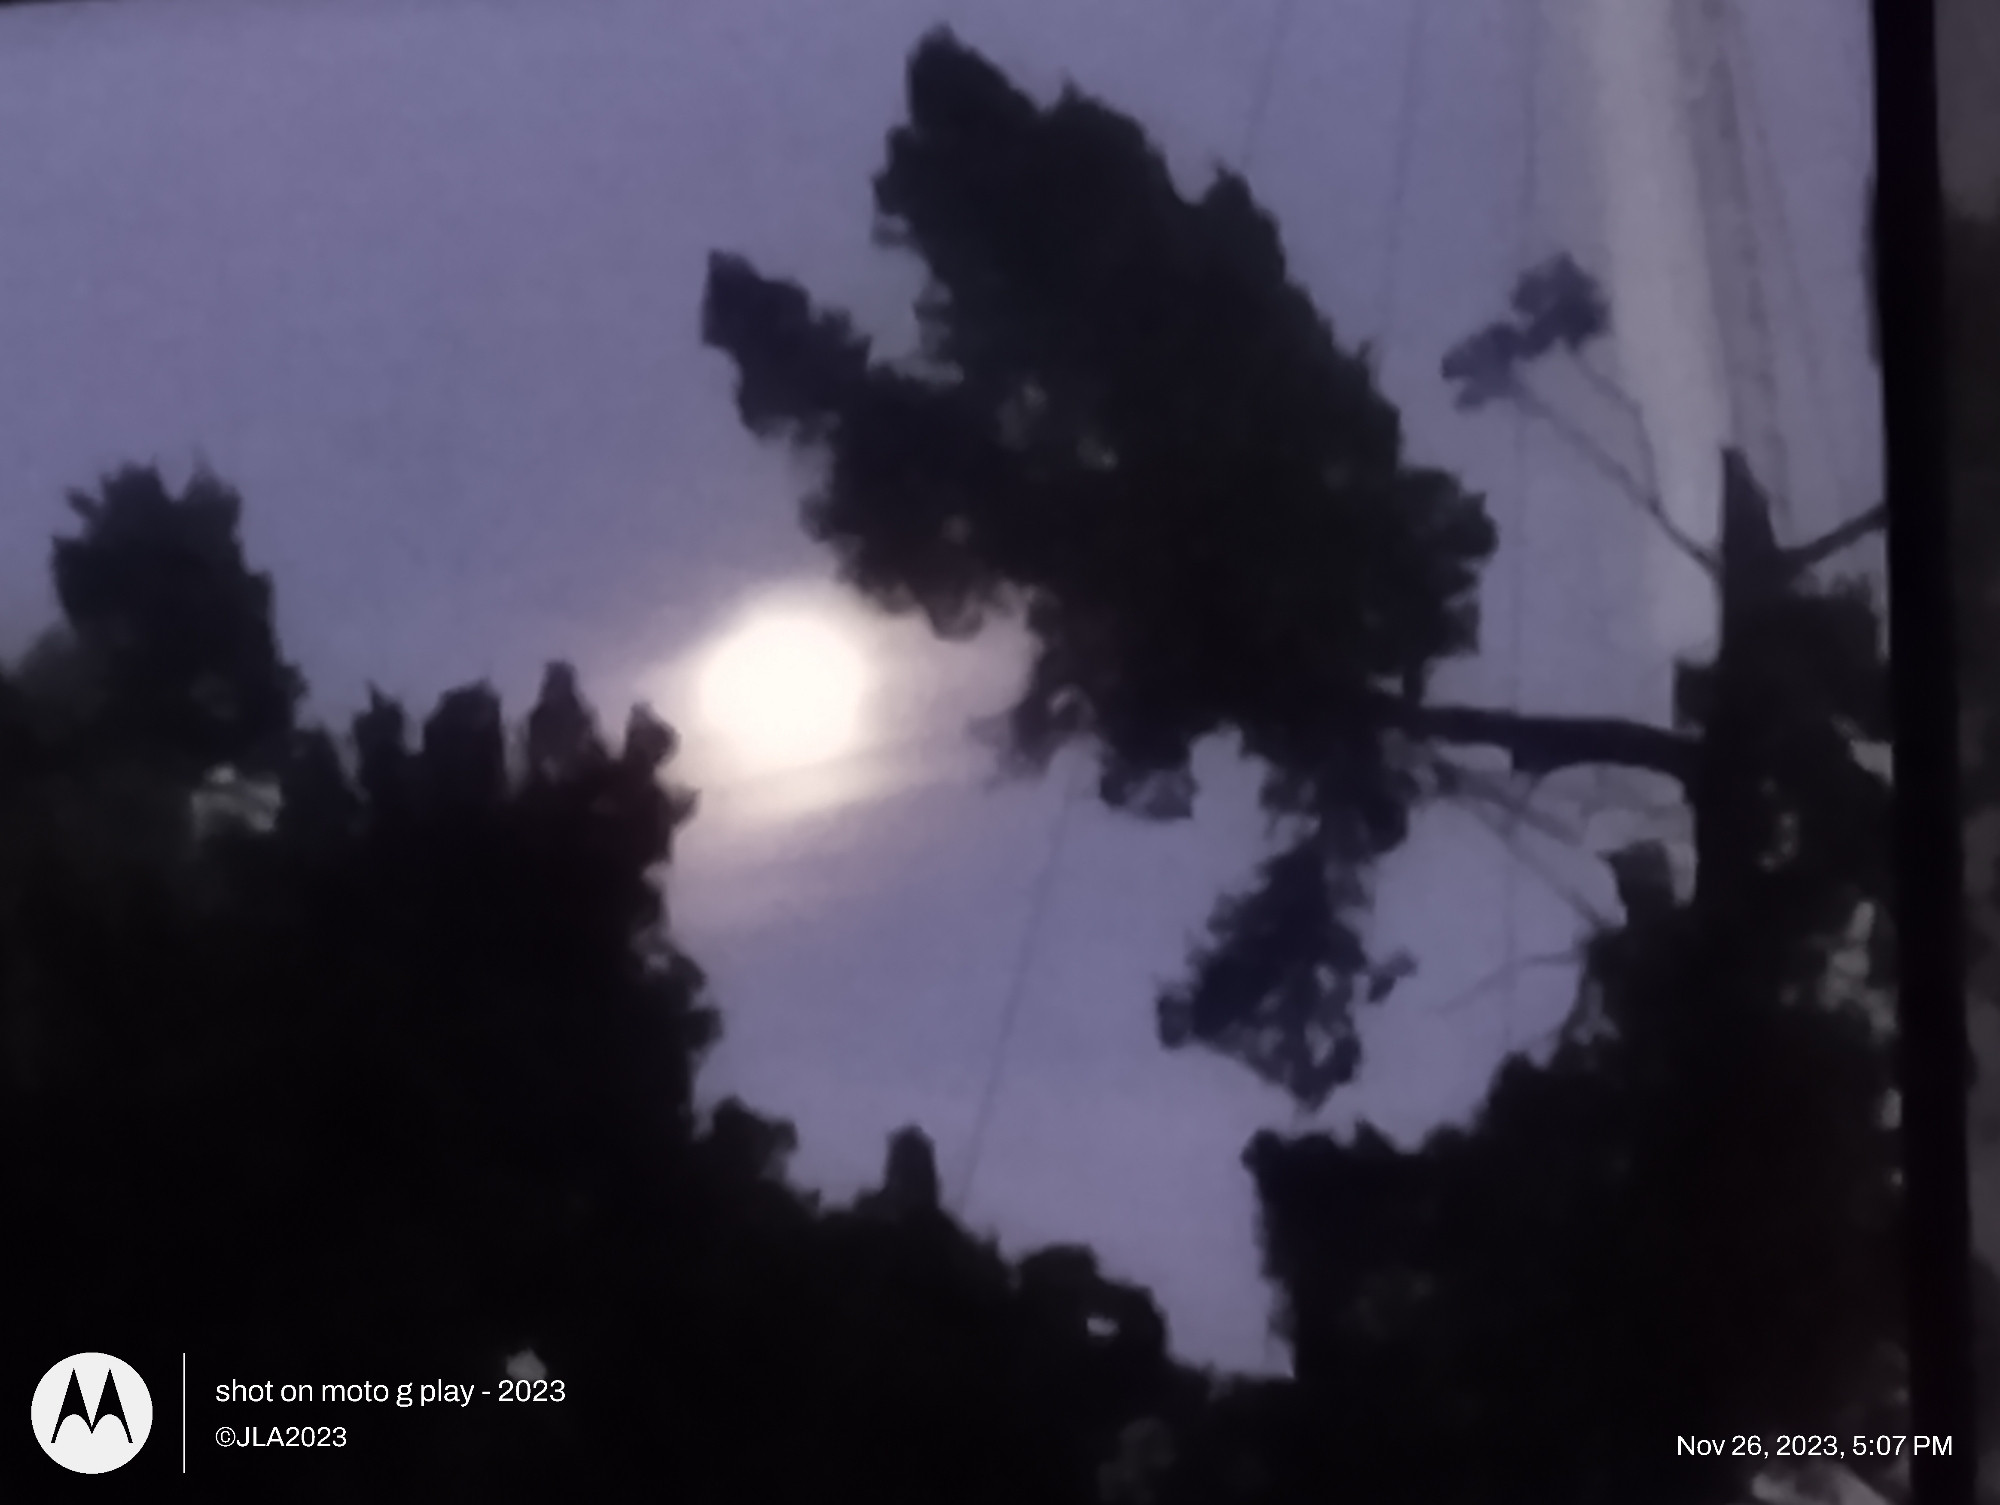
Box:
692;608;872;776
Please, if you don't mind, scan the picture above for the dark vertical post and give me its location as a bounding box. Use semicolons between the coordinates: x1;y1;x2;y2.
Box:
1875;3;1976;1502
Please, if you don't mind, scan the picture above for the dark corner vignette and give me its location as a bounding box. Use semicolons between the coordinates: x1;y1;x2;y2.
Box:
1876;3;1977;1504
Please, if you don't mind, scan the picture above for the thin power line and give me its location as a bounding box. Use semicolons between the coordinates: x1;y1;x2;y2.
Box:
1516;0;1544;257
1432;944;1582;1018
1239;0;1302;178
1511;383;1717;571
1371;0;1433;353
1501;0;1545;1056
951;755;1085;1216
1462;791;1610;930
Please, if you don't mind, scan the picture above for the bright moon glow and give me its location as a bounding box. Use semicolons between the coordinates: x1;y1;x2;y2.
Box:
693;610;871;775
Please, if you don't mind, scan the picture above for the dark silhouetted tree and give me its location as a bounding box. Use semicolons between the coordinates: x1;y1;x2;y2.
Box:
52;465;303;778
5;467;1219;1501
700;30;1877;1108
702;30;1903;1503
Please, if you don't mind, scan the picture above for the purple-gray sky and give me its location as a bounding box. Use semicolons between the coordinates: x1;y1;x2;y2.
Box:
0;0;1874;1373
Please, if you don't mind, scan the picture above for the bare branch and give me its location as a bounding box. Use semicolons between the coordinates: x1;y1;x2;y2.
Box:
1372;691;1699;784
1512;381;1719;575
1431;945;1587;1016
1417;748;1584;848
1563;351;1670;509
1780;503;1887;577
1458;794;1612;927
1566;350;1648;429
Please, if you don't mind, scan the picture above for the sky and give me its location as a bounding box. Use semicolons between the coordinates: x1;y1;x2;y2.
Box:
1576;0;1879;653
0;0;1877;1374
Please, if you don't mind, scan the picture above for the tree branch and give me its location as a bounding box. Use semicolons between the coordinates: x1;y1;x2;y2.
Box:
1513;382;1719;575
1564;351;1672;518
1431;944;1589;1015
1417;748;1583;848
1780;503;1887;577
1457;793;1614;927
1566;349;1649;432
1369;691;1699;784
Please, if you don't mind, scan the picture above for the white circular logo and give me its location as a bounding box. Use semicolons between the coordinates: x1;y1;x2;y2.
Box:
31;1353;153;1474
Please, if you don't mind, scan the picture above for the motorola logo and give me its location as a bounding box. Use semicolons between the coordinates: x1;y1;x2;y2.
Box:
31;1353;153;1474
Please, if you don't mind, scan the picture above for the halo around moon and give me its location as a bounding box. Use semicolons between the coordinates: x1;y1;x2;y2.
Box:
692;607;872;777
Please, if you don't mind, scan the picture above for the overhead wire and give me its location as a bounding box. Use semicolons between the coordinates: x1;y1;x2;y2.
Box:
1723;0;1859;525
1500;0;1545;1056
1239;0;1301;178
951;754;1086;1216
955;0;1316;1217
932;0;1606;1188
1463;792;1612;930
1517;9;1693;869
1371;0;1433;357
1432;944;1585;1018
